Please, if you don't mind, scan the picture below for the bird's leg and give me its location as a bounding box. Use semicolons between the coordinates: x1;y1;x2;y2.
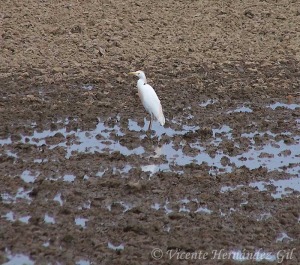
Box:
148;116;152;131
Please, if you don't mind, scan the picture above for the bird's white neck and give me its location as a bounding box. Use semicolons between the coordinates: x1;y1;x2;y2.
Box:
138;74;147;84
137;79;147;87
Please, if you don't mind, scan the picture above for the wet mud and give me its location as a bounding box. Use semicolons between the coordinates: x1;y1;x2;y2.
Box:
1;0;300;264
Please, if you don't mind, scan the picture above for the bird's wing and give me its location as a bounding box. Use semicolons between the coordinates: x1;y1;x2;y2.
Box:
137;83;165;125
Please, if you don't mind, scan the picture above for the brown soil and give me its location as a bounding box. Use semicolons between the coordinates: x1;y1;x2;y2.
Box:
0;0;300;264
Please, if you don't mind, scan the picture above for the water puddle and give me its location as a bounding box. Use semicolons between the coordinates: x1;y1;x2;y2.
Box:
227;106;253;113
221;185;244;193
199;99;217;107
106;201;133;212
2;211;15;222
221;175;300;199
276;232;293;243
78;200;91;210
20;170;39;183
5;150;18;159
257;212;272;221
151;200;173;214
63;174;76;182
42;241;50;247
76;260;91;265
2;211;30;223
107;242;125;251
54;193;64;206
141;164;169;177
1;188;32;204
151;198;212;215
0;137;12;145
3;249;34;265
250;176;300;198
233;133;300;174
33;158;48;163
268;102;300;110
220;175;299;199
0;116;298;195
1;119;144;159
75;217;88;228
18;215;31;224
44;214;55;224
1;108;299;263
82;84;94;91
128;118;200;137
194;207;212;214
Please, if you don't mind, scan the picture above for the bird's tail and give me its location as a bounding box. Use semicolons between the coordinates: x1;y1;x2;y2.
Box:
153;104;165;126
157;110;165;126
158;115;166;126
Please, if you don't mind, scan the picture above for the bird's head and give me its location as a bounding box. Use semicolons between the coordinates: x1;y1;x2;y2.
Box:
128;70;146;81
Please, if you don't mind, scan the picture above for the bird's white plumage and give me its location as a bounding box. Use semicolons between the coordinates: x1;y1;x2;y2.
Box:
129;70;165;130
137;79;165;126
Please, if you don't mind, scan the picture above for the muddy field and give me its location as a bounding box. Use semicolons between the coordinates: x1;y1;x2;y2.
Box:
1;0;300;264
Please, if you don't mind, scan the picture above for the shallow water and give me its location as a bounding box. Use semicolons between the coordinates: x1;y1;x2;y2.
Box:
268;102;300;110
76;260;91;265
1;101;299;264
199;99;217;107
54;192;64;206
221;175;300;199
20;170;39;183
227;106;253;113
75;217;88;228
44;214;56;224
250;176;300;199
1;114;299;202
107;242;125;251
10;117;295;176
1;188;32;204
3;249;34;265
276;232;293;243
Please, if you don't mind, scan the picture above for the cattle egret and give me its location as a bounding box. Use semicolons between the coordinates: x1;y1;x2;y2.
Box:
128;70;165;131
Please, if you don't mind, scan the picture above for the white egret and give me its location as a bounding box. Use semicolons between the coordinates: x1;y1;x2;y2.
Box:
128;70;165;131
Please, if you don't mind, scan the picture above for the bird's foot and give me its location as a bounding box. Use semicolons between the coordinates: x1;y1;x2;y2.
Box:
146;129;156;138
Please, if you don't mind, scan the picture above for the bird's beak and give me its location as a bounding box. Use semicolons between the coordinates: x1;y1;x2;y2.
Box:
128;72;137;76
